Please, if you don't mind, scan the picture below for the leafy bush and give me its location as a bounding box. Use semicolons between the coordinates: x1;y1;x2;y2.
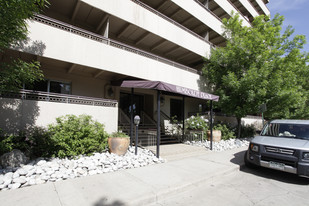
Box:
0;131;15;156
26;127;54;157
0;127;52;158
185;114;209;131
48;114;108;158
110;131;129;138
213;123;235;140
239;124;256;138
0;131;31;157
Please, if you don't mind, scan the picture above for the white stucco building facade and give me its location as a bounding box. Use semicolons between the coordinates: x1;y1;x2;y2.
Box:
0;0;269;137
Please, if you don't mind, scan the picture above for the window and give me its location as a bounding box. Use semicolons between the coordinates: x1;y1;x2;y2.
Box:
49;81;71;94
26;80;48;92
25;79;71;94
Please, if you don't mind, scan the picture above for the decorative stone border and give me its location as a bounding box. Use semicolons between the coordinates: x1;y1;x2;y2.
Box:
0;147;165;191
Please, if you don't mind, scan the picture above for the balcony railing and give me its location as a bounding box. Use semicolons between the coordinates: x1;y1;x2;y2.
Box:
131;0;215;48
247;0;264;15
0;90;118;107
225;0;253;26
33;14;198;74
193;0;223;22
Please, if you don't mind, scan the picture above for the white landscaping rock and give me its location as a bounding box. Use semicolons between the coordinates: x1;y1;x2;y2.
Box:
36;160;46;166
0;147;164;191
8;183;21;190
16;168;28;176
13;176;27;184
185;138;251;151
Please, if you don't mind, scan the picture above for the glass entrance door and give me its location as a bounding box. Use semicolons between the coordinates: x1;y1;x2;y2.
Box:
119;92;144;118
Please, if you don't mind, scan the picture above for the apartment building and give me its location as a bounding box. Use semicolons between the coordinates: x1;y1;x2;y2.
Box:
0;0;269;141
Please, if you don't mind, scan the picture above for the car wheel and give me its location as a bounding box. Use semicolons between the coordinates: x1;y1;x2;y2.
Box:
244;151;257;168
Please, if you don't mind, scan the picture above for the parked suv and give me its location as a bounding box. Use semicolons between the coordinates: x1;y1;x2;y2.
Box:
245;119;309;177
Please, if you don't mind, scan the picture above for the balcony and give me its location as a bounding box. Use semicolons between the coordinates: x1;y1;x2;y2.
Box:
33;14;199;74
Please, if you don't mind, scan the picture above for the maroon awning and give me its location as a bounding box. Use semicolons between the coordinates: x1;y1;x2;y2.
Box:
120;80;219;101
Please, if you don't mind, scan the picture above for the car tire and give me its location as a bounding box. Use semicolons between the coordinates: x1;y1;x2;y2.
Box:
244;151;257;168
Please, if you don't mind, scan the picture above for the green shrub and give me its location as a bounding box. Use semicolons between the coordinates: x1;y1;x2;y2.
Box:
48;114;108;158
239;124;256;138
26;127;54;157
0;127;52;158
213;123;235;140
0;131;15;155
185;114;209;131
110;131;129;138
0;131;30;156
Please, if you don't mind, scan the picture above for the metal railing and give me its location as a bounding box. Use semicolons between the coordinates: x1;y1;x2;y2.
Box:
140;111;157;126
118;109;131;125
0;90;117;107
33;14;198;74
184;131;205;142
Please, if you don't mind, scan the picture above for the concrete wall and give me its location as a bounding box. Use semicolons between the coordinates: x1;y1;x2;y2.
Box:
214;115;263;131
0;98;118;134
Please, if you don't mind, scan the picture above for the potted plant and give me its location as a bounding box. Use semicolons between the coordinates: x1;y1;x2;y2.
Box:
207;123;236;142
207;130;222;142
108;131;130;155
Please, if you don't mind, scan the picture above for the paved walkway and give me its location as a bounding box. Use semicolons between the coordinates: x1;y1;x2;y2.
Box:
0;145;247;206
146;144;210;161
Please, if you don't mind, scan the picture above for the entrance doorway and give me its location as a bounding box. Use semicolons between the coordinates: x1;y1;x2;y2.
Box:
170;98;183;121
119;92;144;118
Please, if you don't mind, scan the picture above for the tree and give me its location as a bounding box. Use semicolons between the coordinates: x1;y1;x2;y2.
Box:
0;0;49;92
202;13;309;137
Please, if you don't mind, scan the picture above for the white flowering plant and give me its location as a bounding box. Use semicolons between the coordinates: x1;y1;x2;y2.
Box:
185;114;209;131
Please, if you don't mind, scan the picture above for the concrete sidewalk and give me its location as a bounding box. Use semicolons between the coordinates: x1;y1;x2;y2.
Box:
0;146;247;206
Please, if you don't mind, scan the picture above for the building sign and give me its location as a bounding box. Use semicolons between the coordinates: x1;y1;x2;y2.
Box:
121;80;219;101
175;86;214;100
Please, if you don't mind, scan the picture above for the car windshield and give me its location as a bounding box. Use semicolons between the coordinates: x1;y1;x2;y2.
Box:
261;123;309;140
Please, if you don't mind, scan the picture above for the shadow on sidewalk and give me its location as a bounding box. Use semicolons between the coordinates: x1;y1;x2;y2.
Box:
93;197;125;206
229;150;246;167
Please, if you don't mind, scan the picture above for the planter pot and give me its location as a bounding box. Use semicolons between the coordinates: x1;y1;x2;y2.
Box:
108;137;130;156
207;130;222;142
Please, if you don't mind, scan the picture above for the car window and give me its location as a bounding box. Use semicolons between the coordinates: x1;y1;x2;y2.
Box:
262;123;309;139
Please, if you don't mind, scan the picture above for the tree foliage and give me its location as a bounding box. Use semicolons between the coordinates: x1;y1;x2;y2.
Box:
0;0;48;92
202;13;309;136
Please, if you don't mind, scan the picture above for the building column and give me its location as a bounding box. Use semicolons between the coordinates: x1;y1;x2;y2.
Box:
130;88;134;146
157;90;161;158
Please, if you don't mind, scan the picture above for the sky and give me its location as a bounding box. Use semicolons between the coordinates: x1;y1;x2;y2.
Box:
267;0;309;53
